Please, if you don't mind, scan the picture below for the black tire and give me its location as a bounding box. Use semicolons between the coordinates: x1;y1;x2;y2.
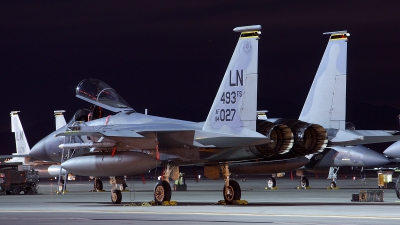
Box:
24;187;32;195
12;187;20;195
395;175;400;199
300;176;309;188
154;181;172;204
111;189;122;204
223;180;241;204
94;179;103;191
330;181;336;189
267;177;276;188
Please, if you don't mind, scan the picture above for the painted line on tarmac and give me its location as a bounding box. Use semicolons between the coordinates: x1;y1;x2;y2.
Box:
1;210;400;220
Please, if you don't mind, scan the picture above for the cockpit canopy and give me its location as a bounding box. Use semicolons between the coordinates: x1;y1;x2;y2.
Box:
76;78;134;112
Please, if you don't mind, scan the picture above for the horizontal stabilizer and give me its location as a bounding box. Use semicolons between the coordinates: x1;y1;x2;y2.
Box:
329;130;400;145
195;136;270;148
0;154;30;159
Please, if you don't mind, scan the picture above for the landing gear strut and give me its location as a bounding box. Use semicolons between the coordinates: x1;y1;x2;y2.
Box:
221;163;241;204
395;175;400;199
327;166;340;189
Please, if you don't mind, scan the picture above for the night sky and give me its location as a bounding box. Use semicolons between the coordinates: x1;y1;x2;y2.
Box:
1;1;400;155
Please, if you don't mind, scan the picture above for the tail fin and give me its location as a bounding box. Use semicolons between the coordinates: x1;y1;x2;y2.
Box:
299;31;349;130
8;111;30;164
54;110;67;130
203;25;261;135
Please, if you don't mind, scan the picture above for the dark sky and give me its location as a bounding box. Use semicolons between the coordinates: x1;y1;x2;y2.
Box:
1;1;400;155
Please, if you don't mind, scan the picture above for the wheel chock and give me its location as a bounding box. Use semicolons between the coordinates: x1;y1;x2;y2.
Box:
296;186;312;189
265;186;279;190
327;187;340;190
150;200;177;206
55;190;68;194
162;201;177;206
217;200;248;205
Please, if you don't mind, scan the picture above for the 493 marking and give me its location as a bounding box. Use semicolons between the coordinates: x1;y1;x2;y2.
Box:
215;109;236;122
220;91;242;104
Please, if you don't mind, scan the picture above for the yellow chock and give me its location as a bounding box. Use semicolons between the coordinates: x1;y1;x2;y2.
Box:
150;200;177;206
217;200;248;205
265;186;279;190
327;187;340;190
296;186;312;189
162;201;177;206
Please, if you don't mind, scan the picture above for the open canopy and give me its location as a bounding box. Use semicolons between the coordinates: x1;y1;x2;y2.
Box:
76;78;134;112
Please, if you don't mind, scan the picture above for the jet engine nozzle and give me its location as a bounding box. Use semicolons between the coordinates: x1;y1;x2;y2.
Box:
255;121;294;157
275;119;328;156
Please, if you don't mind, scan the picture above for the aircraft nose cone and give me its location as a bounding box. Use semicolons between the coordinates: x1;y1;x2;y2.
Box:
30;136;53;161
384;141;400;158
364;149;390;166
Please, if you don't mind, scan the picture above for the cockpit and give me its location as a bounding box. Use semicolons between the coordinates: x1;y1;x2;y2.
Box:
75;78;134;113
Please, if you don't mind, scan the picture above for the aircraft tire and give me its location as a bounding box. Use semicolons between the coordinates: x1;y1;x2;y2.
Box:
154;181;172;204
111;189;122;204
330;181;336;189
223;180;241;204
94;179;103;191
267;177;276;188
300;176;309;188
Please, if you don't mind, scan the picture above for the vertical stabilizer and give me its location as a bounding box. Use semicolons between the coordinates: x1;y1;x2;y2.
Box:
55;110;67;130
299;31;349;130
203;25;261;135
9;111;30;164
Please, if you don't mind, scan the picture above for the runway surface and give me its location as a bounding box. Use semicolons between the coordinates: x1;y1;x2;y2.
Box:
1;175;399;225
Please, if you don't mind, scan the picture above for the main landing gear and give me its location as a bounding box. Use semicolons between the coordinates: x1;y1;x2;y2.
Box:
221;163;241;204
153;163;174;205
153;162;243;205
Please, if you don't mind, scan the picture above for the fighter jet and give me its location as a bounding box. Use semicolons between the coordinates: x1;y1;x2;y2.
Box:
1;111;71;180
259;31;390;189
29;25;397;205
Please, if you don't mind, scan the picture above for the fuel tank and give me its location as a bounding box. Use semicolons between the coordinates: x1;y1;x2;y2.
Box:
33;165;66;178
61;152;160;176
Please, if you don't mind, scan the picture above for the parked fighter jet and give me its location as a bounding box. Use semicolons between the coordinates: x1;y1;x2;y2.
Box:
1;111;70;180
262;31;391;189
29;25;398;205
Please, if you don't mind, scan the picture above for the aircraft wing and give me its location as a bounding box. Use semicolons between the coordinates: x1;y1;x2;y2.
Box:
55;123;269;148
55;123;194;138
329;129;400;146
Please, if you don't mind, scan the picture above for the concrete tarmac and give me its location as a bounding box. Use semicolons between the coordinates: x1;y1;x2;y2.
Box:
1;176;399;225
